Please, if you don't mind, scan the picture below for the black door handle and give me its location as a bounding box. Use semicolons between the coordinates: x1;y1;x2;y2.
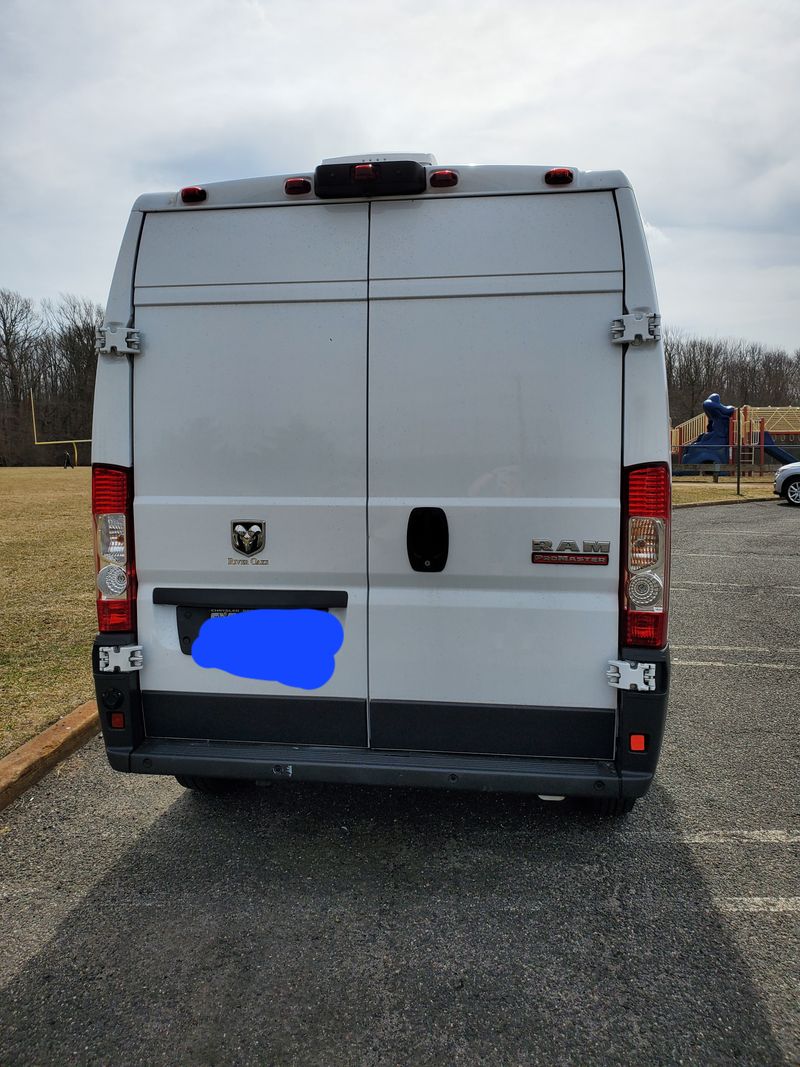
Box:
407;507;449;572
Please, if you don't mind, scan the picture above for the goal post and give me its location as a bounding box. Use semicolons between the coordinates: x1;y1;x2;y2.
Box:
29;389;91;465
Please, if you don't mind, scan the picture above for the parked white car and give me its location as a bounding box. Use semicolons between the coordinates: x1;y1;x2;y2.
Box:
774;462;800;505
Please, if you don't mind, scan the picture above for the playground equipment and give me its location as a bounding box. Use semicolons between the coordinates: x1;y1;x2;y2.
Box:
672;396;799;469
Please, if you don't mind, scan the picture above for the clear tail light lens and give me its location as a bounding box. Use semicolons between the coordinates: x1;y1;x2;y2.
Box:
622;464;670;648
92;465;136;632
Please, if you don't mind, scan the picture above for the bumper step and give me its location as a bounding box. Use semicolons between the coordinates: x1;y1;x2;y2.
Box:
125;738;631;797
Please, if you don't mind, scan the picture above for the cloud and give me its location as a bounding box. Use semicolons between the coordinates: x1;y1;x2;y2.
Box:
1;0;798;345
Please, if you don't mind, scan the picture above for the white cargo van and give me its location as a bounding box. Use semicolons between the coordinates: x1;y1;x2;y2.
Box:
91;154;670;814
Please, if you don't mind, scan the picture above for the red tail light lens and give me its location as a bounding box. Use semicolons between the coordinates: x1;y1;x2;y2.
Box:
627;465;671;516
429;169;458;188
180;186;207;204
92;465;136;633
284;177;312;195
544;168;574;186
353;163;379;181
622;464;670;648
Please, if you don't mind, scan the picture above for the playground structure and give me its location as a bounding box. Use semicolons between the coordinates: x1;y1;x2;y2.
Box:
29;389;91;466
672;398;800;473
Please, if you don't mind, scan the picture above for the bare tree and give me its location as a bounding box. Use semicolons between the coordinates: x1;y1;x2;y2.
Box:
0;289;102;464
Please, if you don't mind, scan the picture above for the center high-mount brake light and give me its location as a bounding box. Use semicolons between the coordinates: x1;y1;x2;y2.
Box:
622;464;670;648
544;168;574;186
314;160;427;199
180;186;207;204
92;465;136;633
353;163;378;181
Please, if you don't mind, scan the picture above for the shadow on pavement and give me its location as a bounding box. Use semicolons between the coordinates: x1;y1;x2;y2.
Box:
0;779;784;1066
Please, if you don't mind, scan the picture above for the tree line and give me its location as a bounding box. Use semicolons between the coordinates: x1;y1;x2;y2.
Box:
0;289;102;465
0;287;798;464
665;328;800;425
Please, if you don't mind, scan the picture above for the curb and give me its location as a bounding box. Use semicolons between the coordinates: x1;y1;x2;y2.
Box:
674;497;775;510
0;701;99;812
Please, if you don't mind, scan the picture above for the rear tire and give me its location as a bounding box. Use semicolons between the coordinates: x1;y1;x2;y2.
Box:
783;477;800;506
589;796;637;816
175;774;247;794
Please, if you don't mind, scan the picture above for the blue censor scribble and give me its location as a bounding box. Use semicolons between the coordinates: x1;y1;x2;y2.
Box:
192;609;344;690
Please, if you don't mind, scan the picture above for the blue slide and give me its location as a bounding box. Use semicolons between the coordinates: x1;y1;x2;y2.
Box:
680;394;734;464
763;432;796;466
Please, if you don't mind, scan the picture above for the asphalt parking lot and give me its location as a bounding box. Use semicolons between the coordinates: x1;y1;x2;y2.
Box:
1;501;798;1066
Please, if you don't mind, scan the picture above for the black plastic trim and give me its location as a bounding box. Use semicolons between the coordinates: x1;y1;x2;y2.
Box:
142;691;367;747
92;632;143;764
129;738;622;797
617;645;670;776
407;507;449;573
153;588;348;609
370;700;615;759
314;160;427;200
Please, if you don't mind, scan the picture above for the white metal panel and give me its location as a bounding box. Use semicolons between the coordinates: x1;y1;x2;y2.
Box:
130;166;630;213
132;200;369;699
370;272;623;300
368;287;624;710
135;204;368;287
370;193;622;279
135;281;367;307
615;188;671;468
91;211;143;467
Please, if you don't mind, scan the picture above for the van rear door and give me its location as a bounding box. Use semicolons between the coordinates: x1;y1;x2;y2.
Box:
132;203;369;745
367;192;624;757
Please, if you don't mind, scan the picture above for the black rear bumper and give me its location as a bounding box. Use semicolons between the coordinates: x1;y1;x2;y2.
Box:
93;638;668;799
122;738;653;798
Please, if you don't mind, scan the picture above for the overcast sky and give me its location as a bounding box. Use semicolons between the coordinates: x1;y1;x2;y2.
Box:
1;0;798;349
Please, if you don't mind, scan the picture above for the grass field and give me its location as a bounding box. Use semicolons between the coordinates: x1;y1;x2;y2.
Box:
672;476;776;505
0;465;782;758
0;467;95;758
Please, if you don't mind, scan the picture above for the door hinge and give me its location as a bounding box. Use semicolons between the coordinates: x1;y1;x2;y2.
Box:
98;644;143;673
96;324;142;356
606;659;656;692
610;309;661;347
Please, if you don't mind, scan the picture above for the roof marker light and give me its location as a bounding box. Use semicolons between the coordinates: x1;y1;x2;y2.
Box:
353;163;379;181
429;169;458;189
544;168;574;186
180;186;207;204
285;177;312;195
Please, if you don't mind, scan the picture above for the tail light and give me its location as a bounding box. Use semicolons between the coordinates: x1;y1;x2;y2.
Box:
92;465;136;633
622;464;670;648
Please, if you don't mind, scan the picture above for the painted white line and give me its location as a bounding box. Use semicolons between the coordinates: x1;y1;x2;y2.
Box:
674;552;799;561
672;644;800;656
673;660;800;670
716;897;800;913
672;580;800;591
679;830;800;844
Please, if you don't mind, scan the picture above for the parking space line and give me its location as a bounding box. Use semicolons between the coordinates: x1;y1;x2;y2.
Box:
673;660;800;670
678;831;800;844
626;831;800;844
674;553;800;561
672;580;800;591
716;897;800;913
672;644;800;656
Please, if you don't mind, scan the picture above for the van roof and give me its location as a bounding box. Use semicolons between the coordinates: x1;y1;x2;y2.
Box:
132;160;632;212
